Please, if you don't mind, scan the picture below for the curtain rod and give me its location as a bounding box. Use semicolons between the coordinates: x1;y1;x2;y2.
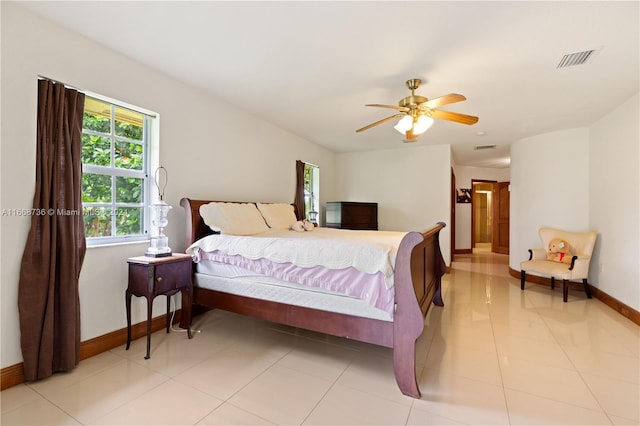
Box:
38;75;83;92
37;75;158;118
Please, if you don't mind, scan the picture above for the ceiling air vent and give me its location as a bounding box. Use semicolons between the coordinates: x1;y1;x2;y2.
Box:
556;48;599;68
474;145;496;151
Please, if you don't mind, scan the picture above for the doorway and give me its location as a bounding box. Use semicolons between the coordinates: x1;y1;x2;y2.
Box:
472;180;510;254
472;181;494;252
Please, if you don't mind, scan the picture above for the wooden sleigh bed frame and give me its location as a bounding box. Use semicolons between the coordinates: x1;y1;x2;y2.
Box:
180;197;446;398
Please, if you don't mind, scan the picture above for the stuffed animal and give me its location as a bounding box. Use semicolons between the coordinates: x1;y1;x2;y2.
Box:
290;220;314;232
546;238;573;264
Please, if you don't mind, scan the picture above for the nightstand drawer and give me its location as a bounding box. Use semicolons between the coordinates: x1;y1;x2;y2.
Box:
153;274;174;294
153;260;190;293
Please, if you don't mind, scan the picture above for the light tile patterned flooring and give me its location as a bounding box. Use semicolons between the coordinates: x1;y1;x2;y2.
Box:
2;250;639;425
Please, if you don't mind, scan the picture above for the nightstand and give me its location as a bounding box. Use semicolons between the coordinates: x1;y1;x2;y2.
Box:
126;253;193;359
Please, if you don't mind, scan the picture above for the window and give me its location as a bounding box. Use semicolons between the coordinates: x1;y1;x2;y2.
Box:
303;163;319;223
81;96;155;245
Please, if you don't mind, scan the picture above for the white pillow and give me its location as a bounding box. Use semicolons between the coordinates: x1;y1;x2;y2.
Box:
199;202;269;235
256;203;297;229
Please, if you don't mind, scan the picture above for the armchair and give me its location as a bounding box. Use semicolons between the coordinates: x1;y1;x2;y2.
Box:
520;227;597;302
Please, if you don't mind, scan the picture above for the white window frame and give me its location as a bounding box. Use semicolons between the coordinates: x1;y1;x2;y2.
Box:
82;94;157;246
304;163;320;223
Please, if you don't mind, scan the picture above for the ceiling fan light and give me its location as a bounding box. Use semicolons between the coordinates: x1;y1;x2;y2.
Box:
413;115;434;134
394;115;413;134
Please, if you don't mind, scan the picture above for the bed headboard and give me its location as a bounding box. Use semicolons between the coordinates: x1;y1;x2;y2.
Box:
179;198;299;248
180;198;216;248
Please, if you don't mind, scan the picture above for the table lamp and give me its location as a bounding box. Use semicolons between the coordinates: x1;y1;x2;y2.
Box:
146;166;172;257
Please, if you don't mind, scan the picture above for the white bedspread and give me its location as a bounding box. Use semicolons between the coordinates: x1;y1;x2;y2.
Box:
186;228;407;289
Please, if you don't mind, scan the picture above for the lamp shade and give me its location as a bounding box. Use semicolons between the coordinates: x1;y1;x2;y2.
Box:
413;115;434;134
393;115;414;133
394;114;433;136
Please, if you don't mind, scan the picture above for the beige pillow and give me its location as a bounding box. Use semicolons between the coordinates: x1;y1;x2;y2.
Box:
199;202;269;235
256;203;297;229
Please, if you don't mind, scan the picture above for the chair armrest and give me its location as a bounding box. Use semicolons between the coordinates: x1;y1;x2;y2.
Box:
569;255;591;277
529;248;547;260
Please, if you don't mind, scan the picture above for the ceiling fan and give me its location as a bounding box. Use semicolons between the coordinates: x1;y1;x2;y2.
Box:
356;78;479;142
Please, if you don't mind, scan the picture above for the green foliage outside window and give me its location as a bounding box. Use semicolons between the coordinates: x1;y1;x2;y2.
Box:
82;98;148;240
303;165;312;215
81;134;110;166
303;164;319;222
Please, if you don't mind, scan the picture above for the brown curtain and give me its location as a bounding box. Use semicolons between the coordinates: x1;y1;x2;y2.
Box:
18;79;86;381
294;160;306;220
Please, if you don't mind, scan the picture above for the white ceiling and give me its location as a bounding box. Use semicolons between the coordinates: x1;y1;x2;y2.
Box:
21;1;639;168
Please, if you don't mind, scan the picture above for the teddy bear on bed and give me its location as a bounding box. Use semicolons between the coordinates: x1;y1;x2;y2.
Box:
546;238;574;264
291;219;314;232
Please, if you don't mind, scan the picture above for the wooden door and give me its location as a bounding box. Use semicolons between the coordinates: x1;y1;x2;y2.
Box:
491;182;510;254
450;168;456;260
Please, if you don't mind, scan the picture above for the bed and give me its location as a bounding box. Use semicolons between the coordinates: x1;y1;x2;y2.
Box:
180;198;446;398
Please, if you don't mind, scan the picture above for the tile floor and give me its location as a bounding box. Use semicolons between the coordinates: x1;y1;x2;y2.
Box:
2;250;639;425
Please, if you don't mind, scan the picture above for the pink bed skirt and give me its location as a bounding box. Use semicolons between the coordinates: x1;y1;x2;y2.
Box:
195;250;395;315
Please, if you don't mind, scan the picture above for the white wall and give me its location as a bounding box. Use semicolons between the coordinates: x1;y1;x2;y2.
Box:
510;128;590;270
335;144;452;265
0;3;335;369
452;166;511;251
510;105;640;312
589;93;639;309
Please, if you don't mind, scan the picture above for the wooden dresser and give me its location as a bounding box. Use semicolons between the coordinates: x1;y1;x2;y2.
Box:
325;201;378;230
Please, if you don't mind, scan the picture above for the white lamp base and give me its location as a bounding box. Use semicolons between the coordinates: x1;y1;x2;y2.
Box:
144;247;173;257
145;247;172;258
146;235;172;257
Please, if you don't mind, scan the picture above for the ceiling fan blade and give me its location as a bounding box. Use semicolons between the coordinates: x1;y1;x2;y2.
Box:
356;113;405;133
430;109;479;125
365;104;410;112
423;93;466;109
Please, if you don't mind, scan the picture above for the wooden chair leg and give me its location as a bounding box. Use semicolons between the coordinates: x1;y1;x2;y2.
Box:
583;279;593;299
520;270;526;290
562;279;569;302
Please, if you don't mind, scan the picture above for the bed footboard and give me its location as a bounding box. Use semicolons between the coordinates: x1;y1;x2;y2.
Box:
392;223;446;398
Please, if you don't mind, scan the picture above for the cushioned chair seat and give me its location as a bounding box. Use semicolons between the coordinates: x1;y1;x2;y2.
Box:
520;259;577;280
